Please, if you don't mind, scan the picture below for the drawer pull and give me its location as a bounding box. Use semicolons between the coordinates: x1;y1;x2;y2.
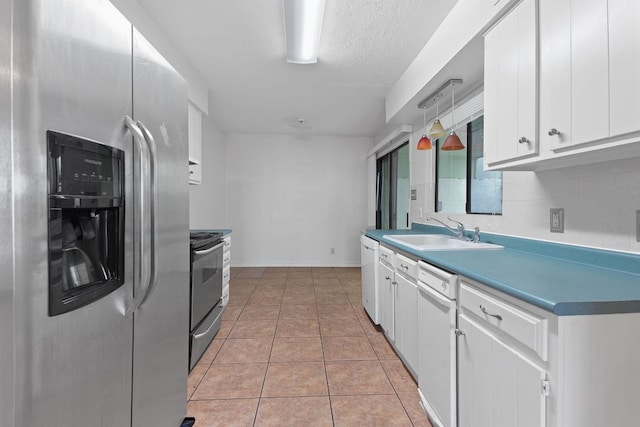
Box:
479;304;503;321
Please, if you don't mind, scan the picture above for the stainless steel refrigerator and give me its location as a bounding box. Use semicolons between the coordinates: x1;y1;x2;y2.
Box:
0;0;190;426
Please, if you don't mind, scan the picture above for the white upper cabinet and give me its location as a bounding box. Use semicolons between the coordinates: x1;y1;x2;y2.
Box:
541;0;609;150
188;102;202;184
539;0;640;154
485;0;640;170
484;0;538;167
609;0;640;137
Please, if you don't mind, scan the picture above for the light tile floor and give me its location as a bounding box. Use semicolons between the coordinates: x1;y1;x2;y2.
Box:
187;267;432;427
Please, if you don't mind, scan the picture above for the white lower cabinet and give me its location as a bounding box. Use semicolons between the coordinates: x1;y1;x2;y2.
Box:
221;235;231;305
458;314;547;427
457;279;640;427
393;254;418;376
375;246;418;377
377;247;395;341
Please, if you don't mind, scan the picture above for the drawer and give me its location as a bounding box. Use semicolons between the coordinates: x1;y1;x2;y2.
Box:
395;253;418;280
459;283;548;360
223;265;231;285
379;245;395;267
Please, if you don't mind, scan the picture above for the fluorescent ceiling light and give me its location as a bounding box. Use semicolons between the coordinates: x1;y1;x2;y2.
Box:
283;0;325;64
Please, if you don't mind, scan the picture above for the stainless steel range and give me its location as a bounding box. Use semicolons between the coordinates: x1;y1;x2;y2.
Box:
189;231;225;370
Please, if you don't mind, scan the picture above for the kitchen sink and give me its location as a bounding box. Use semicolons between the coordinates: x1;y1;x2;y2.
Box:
382;234;503;251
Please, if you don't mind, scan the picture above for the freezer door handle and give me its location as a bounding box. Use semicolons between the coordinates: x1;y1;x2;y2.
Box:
136;120;159;309
123;116;152;316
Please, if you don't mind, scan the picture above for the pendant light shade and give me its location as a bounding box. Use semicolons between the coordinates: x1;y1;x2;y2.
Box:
441;131;465;150
417;134;432;150
440;80;465;151
428;95;446;139
417;107;432;150
428;119;446;139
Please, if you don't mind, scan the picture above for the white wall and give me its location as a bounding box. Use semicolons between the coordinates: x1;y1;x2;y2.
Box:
226;134;372;267
411;145;640;253
189;107;227;229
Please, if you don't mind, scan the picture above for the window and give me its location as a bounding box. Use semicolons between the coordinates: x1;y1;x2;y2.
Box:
435;116;502;215
376;142;410;229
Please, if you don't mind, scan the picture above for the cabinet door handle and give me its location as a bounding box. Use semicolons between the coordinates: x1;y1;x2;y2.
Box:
385;276;391;281
518;137;530;144
548;128;561;136
479;304;503;321
392;281;397;286
455;328;465;336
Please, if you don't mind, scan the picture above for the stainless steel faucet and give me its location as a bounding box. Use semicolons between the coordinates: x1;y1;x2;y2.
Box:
426;217;469;240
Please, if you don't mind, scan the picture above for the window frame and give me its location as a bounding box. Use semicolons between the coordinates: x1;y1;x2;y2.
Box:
434;116;502;215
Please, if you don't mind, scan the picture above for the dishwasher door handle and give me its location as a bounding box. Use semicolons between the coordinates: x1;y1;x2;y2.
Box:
417;280;455;308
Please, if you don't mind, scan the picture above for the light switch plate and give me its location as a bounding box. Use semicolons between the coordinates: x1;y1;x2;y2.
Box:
550;208;564;233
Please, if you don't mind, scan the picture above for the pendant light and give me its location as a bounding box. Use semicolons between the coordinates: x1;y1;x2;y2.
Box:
428;95;446;139
441;82;465;151
417;108;432;150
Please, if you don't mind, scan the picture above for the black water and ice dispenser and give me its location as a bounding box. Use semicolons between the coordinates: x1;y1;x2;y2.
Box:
47;131;125;316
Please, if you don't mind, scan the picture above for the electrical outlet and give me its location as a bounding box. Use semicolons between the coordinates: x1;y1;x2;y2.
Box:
330;248;335;255
550;208;564;233
636;210;640;242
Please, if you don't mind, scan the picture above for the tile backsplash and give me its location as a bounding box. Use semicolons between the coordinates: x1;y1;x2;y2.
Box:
412;156;640;254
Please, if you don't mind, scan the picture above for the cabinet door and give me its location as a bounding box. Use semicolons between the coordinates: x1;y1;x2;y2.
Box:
377;262;395;341
394;273;418;374
539;0;571;150
484;0;538;165
609;0;640;137
516;0;538;156
458;315;546;427
188;102;202;165
483;25;500;165
570;0;609;145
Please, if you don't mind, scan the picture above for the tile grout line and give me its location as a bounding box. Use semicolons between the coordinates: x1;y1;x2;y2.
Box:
317;271;337;427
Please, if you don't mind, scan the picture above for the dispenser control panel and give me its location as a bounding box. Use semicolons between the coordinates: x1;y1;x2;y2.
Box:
47;131;123;198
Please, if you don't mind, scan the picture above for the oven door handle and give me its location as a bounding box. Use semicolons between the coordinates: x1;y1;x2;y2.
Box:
194;241;224;257
136;120;159;310
193;313;221;340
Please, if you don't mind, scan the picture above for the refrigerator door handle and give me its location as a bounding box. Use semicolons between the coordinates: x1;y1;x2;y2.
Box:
123;115;152;317
136;120;159;309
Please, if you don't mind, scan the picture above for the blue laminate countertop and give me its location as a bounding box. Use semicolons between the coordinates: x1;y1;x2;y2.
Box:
366;224;640;316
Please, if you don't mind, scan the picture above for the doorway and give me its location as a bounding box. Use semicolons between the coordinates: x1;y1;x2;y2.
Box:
376;142;410;229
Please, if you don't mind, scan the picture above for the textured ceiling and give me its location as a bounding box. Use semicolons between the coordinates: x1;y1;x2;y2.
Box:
136;0;459;137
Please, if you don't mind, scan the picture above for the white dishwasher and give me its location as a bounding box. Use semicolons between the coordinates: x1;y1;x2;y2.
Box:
360;235;379;324
417;260;458;427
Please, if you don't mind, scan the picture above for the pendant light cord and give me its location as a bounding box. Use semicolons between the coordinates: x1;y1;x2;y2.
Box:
451;84;456;130
423;108;427;132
